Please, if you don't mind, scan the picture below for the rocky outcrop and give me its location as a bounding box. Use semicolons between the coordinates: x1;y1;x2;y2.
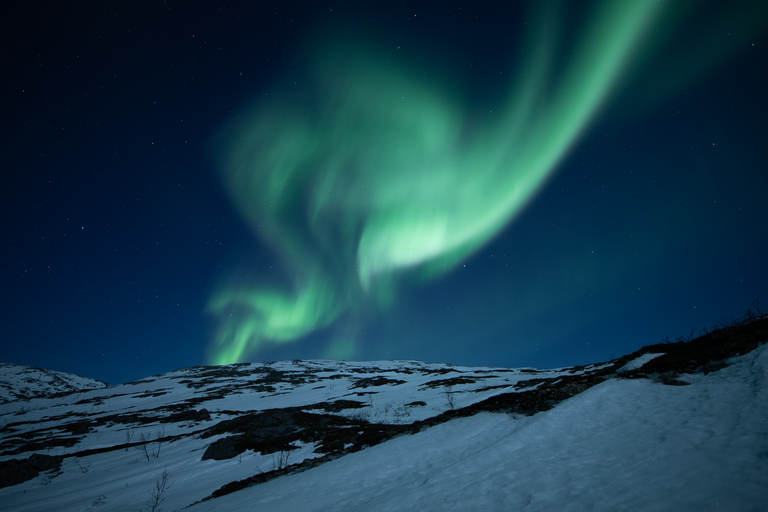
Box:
0;453;63;488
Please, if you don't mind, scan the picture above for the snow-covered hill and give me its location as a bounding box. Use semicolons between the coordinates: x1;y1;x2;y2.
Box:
1;318;766;511
0;364;108;405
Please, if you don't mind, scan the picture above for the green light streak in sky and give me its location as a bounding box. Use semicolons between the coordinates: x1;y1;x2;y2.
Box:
208;1;666;365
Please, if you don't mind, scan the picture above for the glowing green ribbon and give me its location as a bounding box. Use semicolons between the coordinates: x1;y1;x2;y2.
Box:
208;0;666;364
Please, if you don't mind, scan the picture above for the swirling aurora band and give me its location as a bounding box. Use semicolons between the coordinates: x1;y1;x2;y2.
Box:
208;1;686;365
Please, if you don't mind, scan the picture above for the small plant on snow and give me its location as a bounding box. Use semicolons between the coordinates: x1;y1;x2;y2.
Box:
140;469;170;512
125;429;135;451
136;428;165;461
272;450;290;471
137;432;152;461
152;427;165;458
663;301;766;344
392;403;411;419
346;409;371;422
74;458;89;473
444;385;456;410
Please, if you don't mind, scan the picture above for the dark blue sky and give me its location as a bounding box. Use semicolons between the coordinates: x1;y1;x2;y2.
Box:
2;1;766;384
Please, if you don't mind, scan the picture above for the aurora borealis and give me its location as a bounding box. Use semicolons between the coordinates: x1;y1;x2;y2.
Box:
207;0;760;365
1;1;767;384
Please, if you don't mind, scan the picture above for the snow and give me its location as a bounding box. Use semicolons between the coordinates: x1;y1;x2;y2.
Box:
0;363;108;404
1;347;766;511
189;345;768;512
616;352;664;373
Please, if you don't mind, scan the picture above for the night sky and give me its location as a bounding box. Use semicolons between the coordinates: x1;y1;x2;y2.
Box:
2;1;767;385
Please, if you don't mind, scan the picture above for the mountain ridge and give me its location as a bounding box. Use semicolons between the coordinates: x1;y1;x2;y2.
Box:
1;314;766;511
0;364;109;405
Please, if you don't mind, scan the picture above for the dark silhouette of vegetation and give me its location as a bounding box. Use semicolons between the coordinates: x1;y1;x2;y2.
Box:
136;428;166;461
141;469;170;512
663;300;765;344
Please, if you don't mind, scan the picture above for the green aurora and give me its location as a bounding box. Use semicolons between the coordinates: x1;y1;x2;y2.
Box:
206;0;757;365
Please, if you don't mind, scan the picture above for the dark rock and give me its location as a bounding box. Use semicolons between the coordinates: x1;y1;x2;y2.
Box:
166;408;211;423
0;454;63;488
350;376;406;389
28;453;62;471
1;435;82;456
629;317;768;376
202;437;237;461
308;400;366;413
66;421;94;435
702;362;729;375
657;372;691;386
559;382;590;397
422;376;478;388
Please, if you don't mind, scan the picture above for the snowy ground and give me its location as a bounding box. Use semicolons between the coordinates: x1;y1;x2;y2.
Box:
189;345;768;512
0;364;107;404
1;339;766;511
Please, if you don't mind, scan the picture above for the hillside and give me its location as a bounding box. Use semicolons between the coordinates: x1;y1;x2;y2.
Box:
0;364;108;405
0;316;766;511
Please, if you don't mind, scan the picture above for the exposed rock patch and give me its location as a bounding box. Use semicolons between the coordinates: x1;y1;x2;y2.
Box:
0;453;63;488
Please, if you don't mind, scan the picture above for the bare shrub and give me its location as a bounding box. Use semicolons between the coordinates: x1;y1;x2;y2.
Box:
136;428;165;461
74;458;89;473
141;469;170;512
444;386;456;410
272;450;289;471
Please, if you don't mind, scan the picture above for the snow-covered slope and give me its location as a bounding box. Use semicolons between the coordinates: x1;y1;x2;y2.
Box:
1;318;766;511
193;344;768;512
0;364;108;405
